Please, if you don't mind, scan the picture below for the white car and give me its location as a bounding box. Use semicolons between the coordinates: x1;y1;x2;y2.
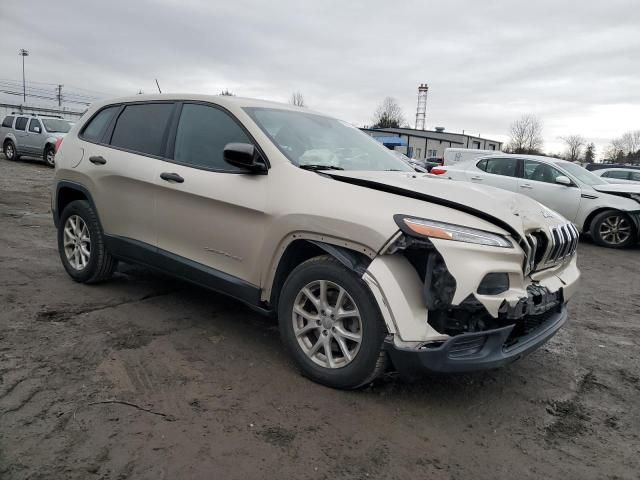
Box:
433;154;640;248
592;167;640;185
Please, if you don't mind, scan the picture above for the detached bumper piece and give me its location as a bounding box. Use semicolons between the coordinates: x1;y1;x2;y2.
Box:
388;304;567;374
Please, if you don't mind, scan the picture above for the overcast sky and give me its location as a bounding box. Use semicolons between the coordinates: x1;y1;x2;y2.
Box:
1;0;639;156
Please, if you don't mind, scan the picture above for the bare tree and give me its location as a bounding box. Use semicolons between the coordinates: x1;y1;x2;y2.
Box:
619;130;640;155
289;91;305;107
220;89;235;96
508;115;543;154
560;135;586;162
604;138;625;162
372;97;405;129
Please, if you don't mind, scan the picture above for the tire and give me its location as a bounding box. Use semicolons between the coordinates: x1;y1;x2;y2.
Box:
278;255;387;389
57;200;117;283
3;140;18;161
44;144;55;167
590;210;636;248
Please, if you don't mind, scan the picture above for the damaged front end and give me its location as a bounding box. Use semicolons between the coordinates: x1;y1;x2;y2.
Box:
364;224;579;374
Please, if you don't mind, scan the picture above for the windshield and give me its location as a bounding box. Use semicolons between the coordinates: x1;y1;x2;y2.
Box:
244;107;413;172
557;161;607;186
42;119;71;133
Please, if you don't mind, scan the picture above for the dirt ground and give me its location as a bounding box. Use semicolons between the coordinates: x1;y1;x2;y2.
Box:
0;155;639;480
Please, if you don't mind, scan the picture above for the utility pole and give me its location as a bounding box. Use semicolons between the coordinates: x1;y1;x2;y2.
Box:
19;49;29;103
56;84;63;107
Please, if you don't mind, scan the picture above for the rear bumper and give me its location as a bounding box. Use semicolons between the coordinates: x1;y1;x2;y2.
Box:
387;304;568;374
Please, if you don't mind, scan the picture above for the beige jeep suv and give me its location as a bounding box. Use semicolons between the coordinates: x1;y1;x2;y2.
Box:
52;94;580;389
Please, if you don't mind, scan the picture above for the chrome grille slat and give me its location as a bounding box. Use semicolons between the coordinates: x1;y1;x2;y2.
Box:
525;222;578;273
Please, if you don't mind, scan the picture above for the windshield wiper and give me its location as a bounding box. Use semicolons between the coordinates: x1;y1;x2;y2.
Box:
298;164;344;171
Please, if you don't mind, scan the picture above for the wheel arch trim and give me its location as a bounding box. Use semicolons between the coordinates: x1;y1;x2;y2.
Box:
262;233;376;305
53;181;102;229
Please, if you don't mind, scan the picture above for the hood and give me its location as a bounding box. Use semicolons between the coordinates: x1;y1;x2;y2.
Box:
592;183;640;194
326;171;568;239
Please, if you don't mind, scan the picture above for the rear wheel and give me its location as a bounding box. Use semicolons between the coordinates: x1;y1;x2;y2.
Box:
278;255;387;389
590;210;636;248
57;200;117;283
44;145;55;167
3;140;18;161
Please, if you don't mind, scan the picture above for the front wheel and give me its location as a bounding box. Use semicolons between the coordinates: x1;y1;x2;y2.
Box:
590;210;636;248
278;255;387;389
44;145;55;167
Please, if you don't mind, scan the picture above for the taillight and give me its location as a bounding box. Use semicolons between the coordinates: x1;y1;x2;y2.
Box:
55;137;63;153
431;167;447;175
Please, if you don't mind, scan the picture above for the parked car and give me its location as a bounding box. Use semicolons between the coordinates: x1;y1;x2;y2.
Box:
52;95;580;389
1;114;71;167
391;150;428;172
433;154;640;248
585;163;640;172
592;167;640;184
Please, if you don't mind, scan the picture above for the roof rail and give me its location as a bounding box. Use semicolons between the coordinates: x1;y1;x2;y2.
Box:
9;112;63;119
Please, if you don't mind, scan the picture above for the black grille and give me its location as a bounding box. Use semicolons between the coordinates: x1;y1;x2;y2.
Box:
504;307;559;348
447;336;486;358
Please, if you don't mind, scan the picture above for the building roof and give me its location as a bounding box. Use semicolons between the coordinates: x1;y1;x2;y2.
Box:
362;126;502;146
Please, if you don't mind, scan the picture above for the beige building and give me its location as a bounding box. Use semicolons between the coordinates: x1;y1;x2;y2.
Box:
362;127;502;160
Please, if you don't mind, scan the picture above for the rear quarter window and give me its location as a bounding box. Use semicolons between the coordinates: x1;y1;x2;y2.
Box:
80;106;119;143
2;116;14;128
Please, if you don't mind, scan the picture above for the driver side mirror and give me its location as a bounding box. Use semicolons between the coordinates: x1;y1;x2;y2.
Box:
555;175;572;186
223;143;268;174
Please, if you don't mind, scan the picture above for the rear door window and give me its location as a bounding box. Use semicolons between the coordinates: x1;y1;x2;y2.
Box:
81;106;119;143
172;103;252;171
603;170;630;180
484;158;518;177
15;117;28;131
110;103;175;157
476;159;488;171
2;116;14;128
28;119;42;133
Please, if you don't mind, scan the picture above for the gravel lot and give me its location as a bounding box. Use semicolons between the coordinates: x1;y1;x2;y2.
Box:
1;155;639;480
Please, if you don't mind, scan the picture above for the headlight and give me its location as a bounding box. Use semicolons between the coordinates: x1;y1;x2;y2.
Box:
394;215;513;248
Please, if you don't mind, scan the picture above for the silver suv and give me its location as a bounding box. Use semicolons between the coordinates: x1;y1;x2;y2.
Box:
1;114;71;167
52;94;580;389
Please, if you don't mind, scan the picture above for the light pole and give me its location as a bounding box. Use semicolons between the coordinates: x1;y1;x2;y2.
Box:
19;49;29;103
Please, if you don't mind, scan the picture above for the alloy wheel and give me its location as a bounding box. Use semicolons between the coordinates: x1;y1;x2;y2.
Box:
599;215;631;245
5;143;14;159
63;215;91;270
292;279;362;369
46;148;55;166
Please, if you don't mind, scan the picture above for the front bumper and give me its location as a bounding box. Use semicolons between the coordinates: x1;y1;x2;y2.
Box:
386;303;567;374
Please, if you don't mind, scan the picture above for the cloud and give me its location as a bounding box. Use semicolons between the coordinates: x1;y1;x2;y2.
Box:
1;0;638;157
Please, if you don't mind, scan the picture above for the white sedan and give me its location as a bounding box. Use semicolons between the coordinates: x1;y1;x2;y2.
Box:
592;167;640;184
433;154;640;248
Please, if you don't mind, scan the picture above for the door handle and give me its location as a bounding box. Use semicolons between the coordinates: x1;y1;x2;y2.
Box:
89;155;107;165
470;176;483;181
520;183;533;189
160;172;184;183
